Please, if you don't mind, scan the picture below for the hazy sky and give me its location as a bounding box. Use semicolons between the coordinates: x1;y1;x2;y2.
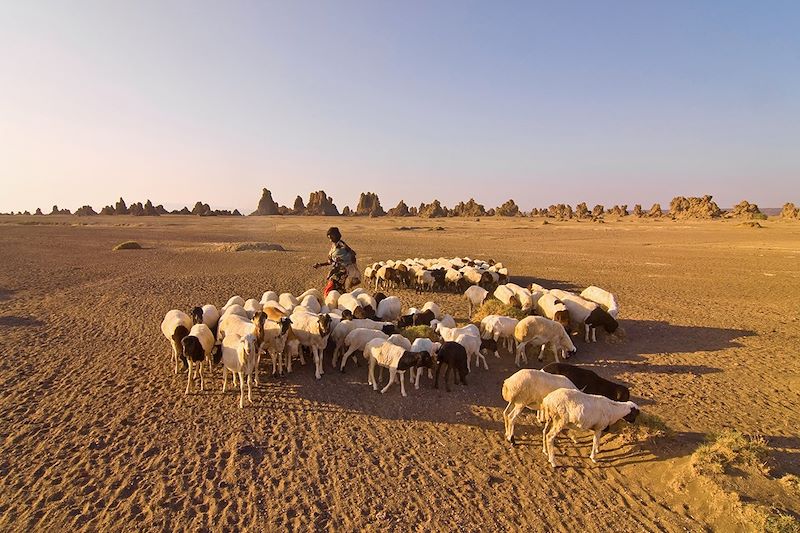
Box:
1;1;798;213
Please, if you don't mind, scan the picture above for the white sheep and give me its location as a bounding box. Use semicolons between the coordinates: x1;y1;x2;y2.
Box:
180;323;215;394
356;293;377;313
244;298;262;319
549;289;620;343
161;310;192;374
365;339;432;397
415;270;435;292
455;332;486;371
535;293;570;330
464;285;489;317
580;286;619;319
324;290;341;310
337;292;361;314
539;388;639;467
300;294;322;314
259;316;293;377
299;288;323;303
421;301;442;320
339;328;389;371
386;333;412;350
278;292;299;312
220;333;259;408
376;296;401;322
480;315;519;356
494;284;521;308
290;311;333;380
260;291;278;304
221;295;245;315
431;314;457;330
501;369;578;444
330;318;391;365
435;322;480;342
221;304;248;320
514;316;576;366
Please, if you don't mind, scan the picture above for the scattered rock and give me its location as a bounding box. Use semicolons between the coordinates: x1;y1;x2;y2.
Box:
115;197;129;215
292;196;306;215
250;188;280;215
494;199;520;217
113;241;142;250
632;204;644;217
75;205;98;216
547;204;573;219
780;202;799;219
342;206;352;216
726;200;765;220
387;200;411;217
592;204;605;217
34;208;43;216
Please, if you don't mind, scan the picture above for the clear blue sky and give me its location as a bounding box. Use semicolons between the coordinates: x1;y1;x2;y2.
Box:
1;1;798;213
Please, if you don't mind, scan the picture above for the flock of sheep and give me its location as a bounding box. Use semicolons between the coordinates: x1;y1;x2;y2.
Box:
160;256;639;467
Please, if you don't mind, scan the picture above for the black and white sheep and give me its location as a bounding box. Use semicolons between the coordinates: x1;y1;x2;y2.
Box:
542;362;630;402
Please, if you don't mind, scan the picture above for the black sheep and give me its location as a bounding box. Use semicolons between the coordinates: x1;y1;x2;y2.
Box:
434;341;469;392
542;362;630;402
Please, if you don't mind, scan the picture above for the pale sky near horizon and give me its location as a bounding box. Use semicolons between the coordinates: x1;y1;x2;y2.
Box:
1;1;798;213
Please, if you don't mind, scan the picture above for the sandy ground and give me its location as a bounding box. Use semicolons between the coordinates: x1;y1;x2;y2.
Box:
0;214;798;531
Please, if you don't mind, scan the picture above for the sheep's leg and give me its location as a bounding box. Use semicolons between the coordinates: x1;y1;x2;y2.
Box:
427;367;433;379
199;362;204;391
591;327;597;343
479;351;489;370
554;347;560;364
173;344;179;375
246;373;253;404
254;351;261;387
505;404;525;444
590;430;602;463
542;418;550;455
339;346;357;372
381;369;396;394
369;357;378;390
238;372;245;408
298;346;306;366
537;343;547;362
222;367;228;393
414;368;421;390
286;347;293;374
185;361;193;395
399;371;407;397
314;348;322;380
444;365;452;392
584;323;590;343
502;402;513;439
546;421;564;468
433;362;442;389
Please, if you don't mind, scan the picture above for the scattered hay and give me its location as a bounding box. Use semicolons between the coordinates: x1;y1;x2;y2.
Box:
429;226;445;231
756;506;800;533
779;474;800;494
691;429;770;476
400;326;437;342
618;413;671;444
217;242;286;252
396;226;421;231
739;221;763;228
541;220;550;225
113;241;142;250
471;299;528;324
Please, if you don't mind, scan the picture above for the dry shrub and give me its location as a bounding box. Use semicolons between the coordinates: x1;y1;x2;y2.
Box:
691;429;770;476
618;413;671;444
113;240;142;250
747;506;800;533
780;474;800;494
216;242;285;252
739;221;763;228
471;299;528;324
400;326;436;342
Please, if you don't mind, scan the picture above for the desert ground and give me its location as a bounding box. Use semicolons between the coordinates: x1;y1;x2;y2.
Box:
0;214;798;531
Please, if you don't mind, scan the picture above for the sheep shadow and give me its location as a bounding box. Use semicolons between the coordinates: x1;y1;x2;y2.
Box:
510;275;580;292
0;315;44;328
0;288;14;302
611;319;755;357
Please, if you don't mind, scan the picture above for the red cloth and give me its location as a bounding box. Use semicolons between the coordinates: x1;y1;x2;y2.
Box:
323;279;336;298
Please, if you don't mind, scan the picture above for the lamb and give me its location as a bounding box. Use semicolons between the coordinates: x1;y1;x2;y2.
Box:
480;315;519;356
539;388;639;467
180;323;215;394
514;316;576;366
501;369;578;444
365;339;433;397
494;284;521;308
415;270;435;292
339;328;389;371
218;333;259;408
244;298;262;319
376;296;401;322
464;285;489;317
221;304;248;320
580;285;620;319
542;362;630;402
409;338;441;388
161;310;192;374
433;341;469;392
549;289;620;342
535;293;570;330
290;311;333;379
258;315;294;377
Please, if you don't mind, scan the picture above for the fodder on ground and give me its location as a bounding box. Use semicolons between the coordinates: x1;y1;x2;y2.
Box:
471;299;528;324
216;242;286;252
400;325;437;342
690;429;770;476
112;240;142;250
617;413;671;444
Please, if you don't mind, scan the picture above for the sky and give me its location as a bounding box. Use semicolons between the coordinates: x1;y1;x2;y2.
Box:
1;1;798;213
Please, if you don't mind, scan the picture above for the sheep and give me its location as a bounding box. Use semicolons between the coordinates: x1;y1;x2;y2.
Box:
278;292;299;312
258;315;294;377
580;285;620;319
299;288;323;303
433;341;469;392
542;362;630;402
300;294;322;314
464;285;489;318
539;388;639;467
190;304;220;339
261;301;289;321
501;369;578;445
415;270;435;292
549;289;620;342
455;332;487;371
260;291;278;304
221;295;245;315
180;323;215;394
445;268;464;292
337;292;361;314
365;339;433;397
290;311;333;379
244;298;262;319
479;315;519;356
161;310;192;374
535;293;570;330
435;322;480;342
494;284;522;308
218;333;259;408
514;316;576;366
324;289;341;310
506;284;539;313
339;328;389;371
430;314;456;330
376;296;401;322
330;318;395;365
409;338;441;388
421;301;442;320
221;304;248;320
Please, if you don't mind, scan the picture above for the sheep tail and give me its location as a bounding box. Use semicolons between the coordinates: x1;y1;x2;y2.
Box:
501;379;511;403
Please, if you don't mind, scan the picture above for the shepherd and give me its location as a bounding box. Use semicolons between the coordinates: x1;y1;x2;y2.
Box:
313;227;361;296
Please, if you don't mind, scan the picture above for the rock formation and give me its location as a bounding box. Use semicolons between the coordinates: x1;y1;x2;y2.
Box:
494;199;520;217
608;205;628;217
251;188;280;215
648;203;663;217
115;197;129;215
592;204;605;217
575;202;591;219
192;202;211;216
632;204;644;217
305;191;339;216
342;206;352;216
292;196;306;215
418;200;447;218
725;200;765;219
49;205;71;215
355;192;385;216
547;204;573;219
387;200;411;217
34;208;43;216
781;202;799;219
669;195;722;219
75;205;98;216
451;199;487;217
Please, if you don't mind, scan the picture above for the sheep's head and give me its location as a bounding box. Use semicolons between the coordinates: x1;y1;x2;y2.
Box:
190;306;204;325
362;305;376;319
318;314;332;337
381;324;398;335
373;292;387;304
279;316;292;335
418;351;434;369
353;306;367;319
623;404;640;423
554;309;570;329
341;309;353;320
180;335;200;363
614;385;631;402
211;343;222;364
